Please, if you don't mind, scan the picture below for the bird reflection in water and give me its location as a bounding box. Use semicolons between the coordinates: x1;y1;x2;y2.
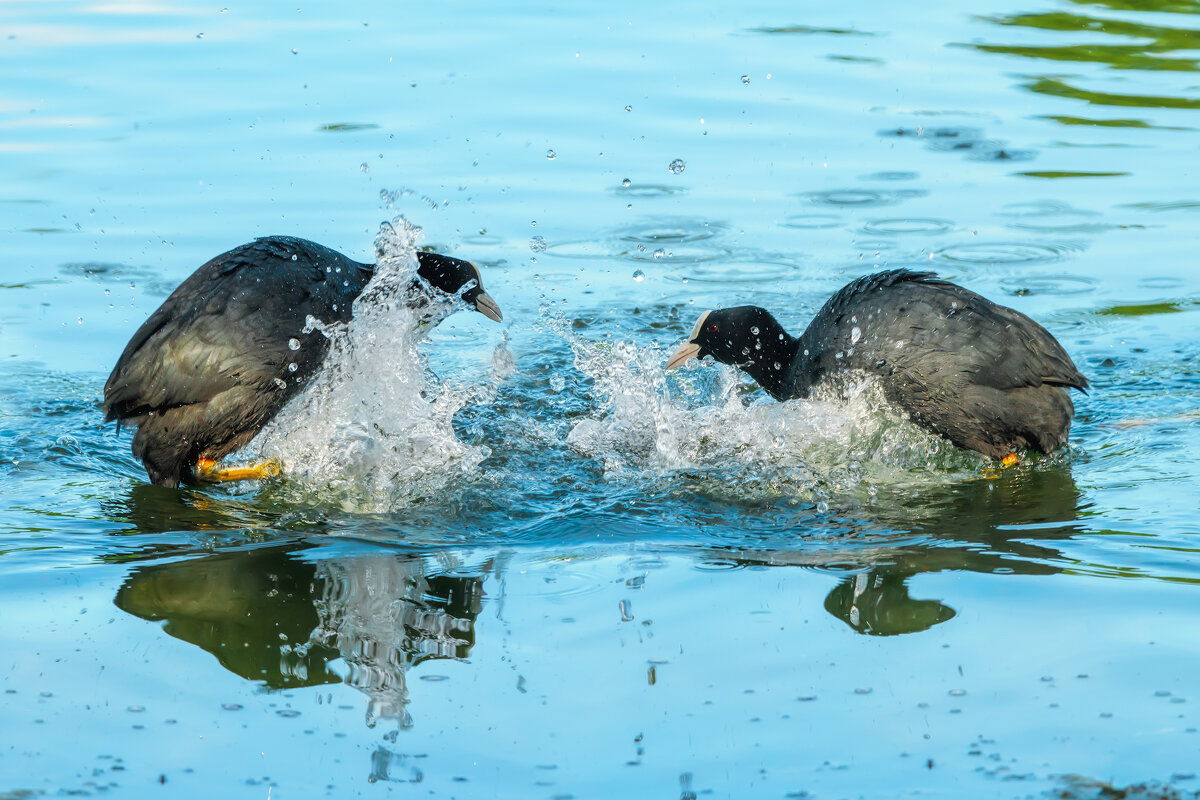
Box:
310;556;481;728
700;466;1083;636
114;542;484;730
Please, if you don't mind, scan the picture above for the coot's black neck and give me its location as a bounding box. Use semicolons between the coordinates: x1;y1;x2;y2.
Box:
736;321;802;401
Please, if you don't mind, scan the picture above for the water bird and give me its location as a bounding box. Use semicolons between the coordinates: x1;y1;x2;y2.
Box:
665;269;1088;463
103;235;503;488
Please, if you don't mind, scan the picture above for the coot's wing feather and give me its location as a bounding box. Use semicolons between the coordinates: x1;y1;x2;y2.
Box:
794;270;1086;456
802;270;1087;394
882;278;1089;394
103;237;369;422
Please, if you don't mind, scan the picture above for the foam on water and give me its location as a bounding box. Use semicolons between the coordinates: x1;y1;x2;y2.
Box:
564;327;984;504
255;218;489;512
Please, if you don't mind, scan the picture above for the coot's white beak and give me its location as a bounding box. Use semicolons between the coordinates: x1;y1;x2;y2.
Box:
664;341;700;370
664;310;711;370
474;291;503;322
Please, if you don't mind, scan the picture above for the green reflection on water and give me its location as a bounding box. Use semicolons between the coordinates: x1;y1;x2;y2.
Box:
967;3;1200;115
975;11;1200;72
1095;301;1188;316
747;24;877;36
1039;114;1189;128
1017;170;1130;178
1025;76;1200;109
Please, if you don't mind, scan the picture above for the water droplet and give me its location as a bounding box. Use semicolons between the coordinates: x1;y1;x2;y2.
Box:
773;361;781;370
622;178;631;187
652;248;666;259
196;32;204;39
851;326;862;344
632;269;645;282
740;75;750;84
77;316;83;325
288;338;301;350
530;220;537;227
624;105;632;112
668;158;686;174
546;149;557;160
894;340;905;349
274;377;287;389
360;162;369;173
290;254;298;261
529;235;547;253
750;326;760;335
287;363;298;372
290;48;298;55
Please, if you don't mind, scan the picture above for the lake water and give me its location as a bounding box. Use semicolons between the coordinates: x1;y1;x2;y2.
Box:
2;0;1199;797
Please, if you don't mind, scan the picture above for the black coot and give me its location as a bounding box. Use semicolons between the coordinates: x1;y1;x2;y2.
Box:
103;235;503;487
665;269;1088;461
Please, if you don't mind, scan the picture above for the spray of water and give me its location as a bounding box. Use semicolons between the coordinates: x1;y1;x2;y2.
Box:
562;323;984;504
255;218;489;512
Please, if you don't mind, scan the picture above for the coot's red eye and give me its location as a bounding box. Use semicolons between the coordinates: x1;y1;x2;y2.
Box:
706;323;719;334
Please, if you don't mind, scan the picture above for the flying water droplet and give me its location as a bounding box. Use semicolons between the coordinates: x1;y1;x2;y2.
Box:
274;377;287;389
668;158;686;174
622;178;631;187
288;338;301;350
816;500;829;513
750;326;759;335
529;235;547;253
624;105;632;112
287;363;298;372
851;326;862;344
740;75;750;84
632;269;646;282
546;149;557;160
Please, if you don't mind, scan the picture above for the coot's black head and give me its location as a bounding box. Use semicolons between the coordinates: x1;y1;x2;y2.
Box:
415;252;503;322
665;306;798;399
665;306;788;368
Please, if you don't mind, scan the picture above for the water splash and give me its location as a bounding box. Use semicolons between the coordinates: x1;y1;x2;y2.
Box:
255;217;488;512
562;327;983;505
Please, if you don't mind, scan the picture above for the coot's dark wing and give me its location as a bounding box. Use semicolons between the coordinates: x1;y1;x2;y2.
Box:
103;236;371;424
793;270;1087;455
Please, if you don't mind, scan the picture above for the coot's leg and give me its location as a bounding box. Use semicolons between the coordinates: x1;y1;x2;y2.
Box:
194;457;281;483
1001;453;1019;467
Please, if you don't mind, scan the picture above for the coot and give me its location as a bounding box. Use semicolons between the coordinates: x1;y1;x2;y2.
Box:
665;269;1088;461
103;235;503;487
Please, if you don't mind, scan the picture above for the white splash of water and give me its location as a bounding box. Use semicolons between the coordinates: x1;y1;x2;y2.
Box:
308;555;473;728
564;329;981;500
255;217;488;512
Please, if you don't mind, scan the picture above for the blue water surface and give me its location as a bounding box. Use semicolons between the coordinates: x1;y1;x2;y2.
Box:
2;0;1199;798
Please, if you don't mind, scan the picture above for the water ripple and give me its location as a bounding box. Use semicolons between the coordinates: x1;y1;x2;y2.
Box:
800;188;927;208
1001;273;1100;296
862;218;954;235
781;213;844;230
934;241;1083;265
